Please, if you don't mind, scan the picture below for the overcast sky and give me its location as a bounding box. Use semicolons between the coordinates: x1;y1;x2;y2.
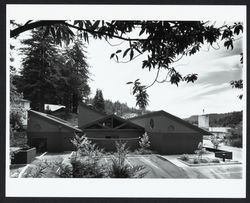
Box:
10;22;244;119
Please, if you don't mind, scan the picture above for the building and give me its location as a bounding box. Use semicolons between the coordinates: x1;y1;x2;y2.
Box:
130;110;212;154
27;110;82;152
80;114;145;151
78;102;106;127
209;127;232;139
27;103;211;154
198;114;209;130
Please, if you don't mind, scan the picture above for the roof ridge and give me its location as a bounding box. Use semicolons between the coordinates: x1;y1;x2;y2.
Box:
29;110;82;132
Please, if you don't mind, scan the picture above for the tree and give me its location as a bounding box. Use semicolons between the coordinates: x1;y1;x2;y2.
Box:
93;89;105;113
17;28;62;111
59;39;90;113
9;44;25;132
11;20;243;107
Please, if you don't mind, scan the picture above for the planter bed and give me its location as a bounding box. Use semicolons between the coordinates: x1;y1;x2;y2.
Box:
177;157;241;167
11;147;36;164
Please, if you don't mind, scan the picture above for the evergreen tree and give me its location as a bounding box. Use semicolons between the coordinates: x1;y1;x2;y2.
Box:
60;39;90;113
18;28;62;111
93;89;105;113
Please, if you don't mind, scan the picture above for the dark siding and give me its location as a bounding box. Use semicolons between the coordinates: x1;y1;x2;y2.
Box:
28;132;75;152
83;130;143;151
148;132;203;155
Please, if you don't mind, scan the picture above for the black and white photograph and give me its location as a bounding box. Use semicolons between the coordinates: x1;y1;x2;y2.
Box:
6;4;246;198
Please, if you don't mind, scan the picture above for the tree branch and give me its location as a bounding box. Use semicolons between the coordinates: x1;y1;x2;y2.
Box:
10;20;66;37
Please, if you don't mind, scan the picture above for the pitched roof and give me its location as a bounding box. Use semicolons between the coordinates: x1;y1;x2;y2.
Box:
79;102;107;116
129;110;212;135
29;110;82;132
81;114;145;130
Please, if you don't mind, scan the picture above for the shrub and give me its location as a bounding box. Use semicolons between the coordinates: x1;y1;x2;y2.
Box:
211;158;220;163
139;132;150;149
195;142;206;160
70;158;107;178
193;158;199;164
109;141;147;178
134;148;154;155
200;158;209;163
179;154;189;161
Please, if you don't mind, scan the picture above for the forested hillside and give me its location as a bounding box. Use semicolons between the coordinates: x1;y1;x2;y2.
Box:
185;111;243;127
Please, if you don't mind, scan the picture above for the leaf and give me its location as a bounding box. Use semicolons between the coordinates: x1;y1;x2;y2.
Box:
234;24;243;35
116;50;122;54
123;48;131;58
50;27;56;38
110;53;115;59
92;20;100;30
130;49;134;60
139;26;146;36
126;82;133;84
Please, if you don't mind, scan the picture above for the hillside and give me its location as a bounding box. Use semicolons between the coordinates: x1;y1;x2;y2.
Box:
185;111;243;127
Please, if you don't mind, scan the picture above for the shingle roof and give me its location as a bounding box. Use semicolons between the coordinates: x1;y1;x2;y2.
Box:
29;110;82;132
129;110;212;135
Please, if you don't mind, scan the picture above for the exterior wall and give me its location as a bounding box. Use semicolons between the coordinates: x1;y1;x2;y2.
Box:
27;113;78;152
82;130;144;151
198;115;209;129
78;105;104;127
131;115;198;133
27;132;75;152
148;132;203;154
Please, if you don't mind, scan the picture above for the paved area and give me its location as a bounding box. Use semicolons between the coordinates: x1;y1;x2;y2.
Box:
203;140;243;162
17;152;243;179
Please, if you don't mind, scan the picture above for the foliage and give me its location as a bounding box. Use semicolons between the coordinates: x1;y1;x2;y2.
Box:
11;20;243;107
193;158;199;164
194;142;207;160
211;158;220;163
15;28;90;112
179;154;190;161
92;89;105;113
70;133;103;158
185;111;242;127
230;53;243;99
59;39;90;113
139;132;150;150
109;141;147;178
225;122;242;148
211;136;221;149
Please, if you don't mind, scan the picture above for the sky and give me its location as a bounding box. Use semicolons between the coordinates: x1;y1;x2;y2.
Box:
85;33;243;118
10;22;244;119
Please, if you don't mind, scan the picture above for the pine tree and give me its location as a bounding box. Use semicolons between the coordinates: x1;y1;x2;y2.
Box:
93;89;105;113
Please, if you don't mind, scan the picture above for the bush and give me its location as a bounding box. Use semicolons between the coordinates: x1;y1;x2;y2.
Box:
193;158;199;164
133;148;154;155
139;132;150;149
211;158;220;163
109;141;147;178
200;158;209;163
179;154;189;161
70;158;107;178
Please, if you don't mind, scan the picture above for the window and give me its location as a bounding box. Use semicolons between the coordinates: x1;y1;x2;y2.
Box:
149;118;154;129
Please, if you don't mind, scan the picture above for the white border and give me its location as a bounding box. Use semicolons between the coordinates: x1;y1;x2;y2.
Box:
6;5;247;198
